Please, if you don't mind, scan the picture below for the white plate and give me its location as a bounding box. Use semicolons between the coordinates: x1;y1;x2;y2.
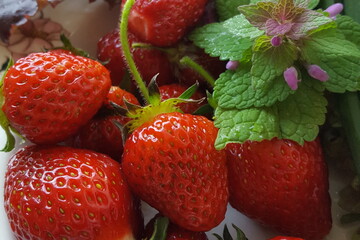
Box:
0;0;358;239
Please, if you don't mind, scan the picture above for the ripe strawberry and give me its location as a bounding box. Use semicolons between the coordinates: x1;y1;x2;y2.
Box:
4;145;143;240
2;51;111;145
144;214;208;240
97;29;174;86
122;0;208;46
122;112;228;232
226;138;332;240
71;86;139;160
159;84;205;114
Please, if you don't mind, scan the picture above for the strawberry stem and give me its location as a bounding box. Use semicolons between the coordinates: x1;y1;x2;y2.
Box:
119;0;151;104
131;42;177;55
179;56;215;87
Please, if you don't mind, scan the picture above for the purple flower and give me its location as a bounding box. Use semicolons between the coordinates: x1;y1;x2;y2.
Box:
325;3;343;19
306;65;329;82
271;36;282;47
284;67;300;90
226;61;239;70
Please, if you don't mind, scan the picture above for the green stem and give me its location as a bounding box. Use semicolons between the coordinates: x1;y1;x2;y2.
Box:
336;92;360;177
119;0;150;103
179;56;215;87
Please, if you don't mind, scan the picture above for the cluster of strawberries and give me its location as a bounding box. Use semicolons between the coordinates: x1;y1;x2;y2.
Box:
1;0;332;239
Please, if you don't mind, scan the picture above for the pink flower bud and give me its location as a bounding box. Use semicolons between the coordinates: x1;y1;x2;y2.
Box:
226;60;239;70
325;3;343;19
284;67;300;90
307;65;329;82
271;36;282;47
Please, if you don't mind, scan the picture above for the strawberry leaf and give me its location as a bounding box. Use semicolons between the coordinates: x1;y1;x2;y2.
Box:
215;0;250;21
251;36;298;90
336;15;360;47
301;29;360;93
189;23;253;61
213;68;293;110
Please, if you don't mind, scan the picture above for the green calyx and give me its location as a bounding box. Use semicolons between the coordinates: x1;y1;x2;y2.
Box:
0;58;16;152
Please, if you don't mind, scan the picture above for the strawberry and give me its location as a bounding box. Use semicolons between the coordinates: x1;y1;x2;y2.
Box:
71;86;139;161
159;84;205;114
97;29;174;86
122;0;208;46
122;112;228;232
1;51;111;145
226;138;332;240
143;214;208;240
4;145;143;240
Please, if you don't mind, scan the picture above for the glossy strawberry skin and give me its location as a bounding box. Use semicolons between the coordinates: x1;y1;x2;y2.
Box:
122;112;228;232
2;51;111;145
4;145;143;240
159;84;205;114
123;0;208;46
97;29;174;86
72;87;139;161
226;139;332;240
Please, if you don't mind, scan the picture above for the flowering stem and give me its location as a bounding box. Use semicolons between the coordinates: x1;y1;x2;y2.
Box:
179;56;215;87
119;0;150;104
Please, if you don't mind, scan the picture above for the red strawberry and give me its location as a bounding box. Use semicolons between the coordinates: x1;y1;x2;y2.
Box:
122;0;208;46
2;51;111;145
226;138;332;240
4;145;143;240
72;86;139;160
97;29;174;86
144;214;208;240
122;112;228;232
159;84;205;114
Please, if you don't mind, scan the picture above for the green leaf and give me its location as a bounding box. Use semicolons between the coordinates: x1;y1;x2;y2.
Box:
216;0;250;21
277;79;327;144
251;37;298;90
214;106;280;149
294;0;319;9
189;23;253;61
149;217;169;240
301;29;360;92
336;15;360;47
238;2;275;30
213;68;293;110
222;14;264;39
249;0;276;4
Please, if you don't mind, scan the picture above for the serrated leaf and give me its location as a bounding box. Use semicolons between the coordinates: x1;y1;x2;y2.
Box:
289;9;334;40
216;0;250;21
251;37;298;90
189;23;253;61
277;79;327;144
336;15;360;47
213;68;293;110
301;29;360;92
214;106;280;149
222;14;264;39
238;2;275;30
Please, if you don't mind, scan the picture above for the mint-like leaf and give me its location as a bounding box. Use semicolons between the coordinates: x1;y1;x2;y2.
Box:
213;68;293;110
216;0;250;21
336;15;360;47
277;79;327;144
301;29;360;93
189;23;253;61
294;0;319;9
222;14;264;39
238;2;275;30
214;106;280;149
251;36;298;90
